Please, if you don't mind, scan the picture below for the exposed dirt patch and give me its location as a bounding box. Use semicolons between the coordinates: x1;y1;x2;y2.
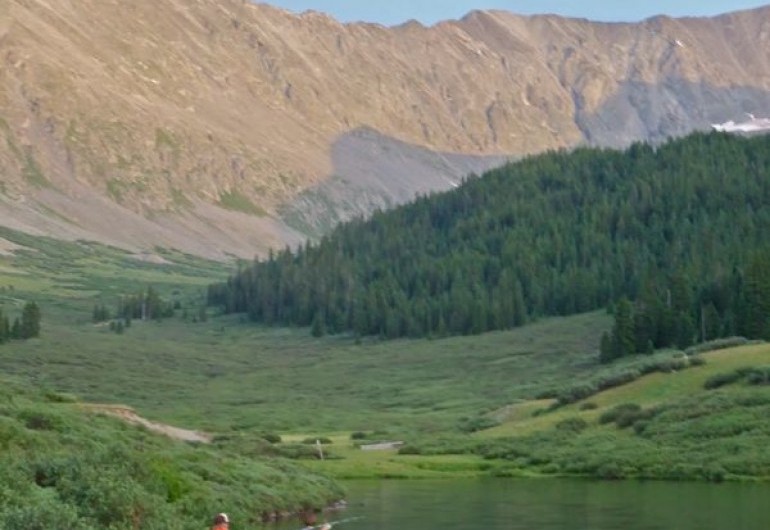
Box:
82;404;211;443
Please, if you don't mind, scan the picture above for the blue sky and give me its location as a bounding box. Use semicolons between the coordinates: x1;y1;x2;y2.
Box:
260;1;770;25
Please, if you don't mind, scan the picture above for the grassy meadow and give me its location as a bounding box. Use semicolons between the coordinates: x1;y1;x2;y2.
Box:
0;226;611;436
1;226;770;490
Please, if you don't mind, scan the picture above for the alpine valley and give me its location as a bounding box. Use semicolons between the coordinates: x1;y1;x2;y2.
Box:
2;2;770;529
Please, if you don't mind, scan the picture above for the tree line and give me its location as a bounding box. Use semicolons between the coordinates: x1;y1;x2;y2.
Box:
601;249;770;362
0;301;41;342
207;132;770;343
93;287;208;333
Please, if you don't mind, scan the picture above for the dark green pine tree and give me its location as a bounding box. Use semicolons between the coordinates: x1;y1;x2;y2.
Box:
599;331;614;364
10;317;21;340
610;297;635;359
20;301;41;339
0;311;8;343
311;311;326;338
741;250;770;340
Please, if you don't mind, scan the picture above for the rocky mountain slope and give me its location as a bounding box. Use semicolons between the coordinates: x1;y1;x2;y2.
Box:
2;0;770;257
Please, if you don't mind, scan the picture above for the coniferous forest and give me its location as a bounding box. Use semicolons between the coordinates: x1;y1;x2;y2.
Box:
208;132;770;352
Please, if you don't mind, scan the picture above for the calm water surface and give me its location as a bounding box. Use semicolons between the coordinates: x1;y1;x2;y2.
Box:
285;479;770;530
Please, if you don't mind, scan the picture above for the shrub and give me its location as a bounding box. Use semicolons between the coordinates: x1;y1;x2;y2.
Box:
632;420;649;436
745;367;770;386
579;402;598;411
555;383;597;406
534;389;558;400
596;462;627;480
18;409;65;432
702;465;727;483
350;431;368;440
652;358;688;373
457;416;500;433
615;408;646;428
555;417;588;433
599;403;641;425
542;462;561;474
685;337;752;355
0;490;85;529
260;432;282;444
301;437;332;445
595;369;640;391
43;392;78;404
272;444;322;459
397;445;422;455
704;371;741;389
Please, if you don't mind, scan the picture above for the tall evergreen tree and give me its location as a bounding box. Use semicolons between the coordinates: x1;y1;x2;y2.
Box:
20;302;41;339
611;297;635;358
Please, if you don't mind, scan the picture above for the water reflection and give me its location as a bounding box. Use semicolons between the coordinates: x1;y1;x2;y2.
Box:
276;479;770;530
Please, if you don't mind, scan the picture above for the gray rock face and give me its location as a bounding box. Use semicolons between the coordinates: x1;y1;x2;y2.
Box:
280;128;510;237
578;80;770;147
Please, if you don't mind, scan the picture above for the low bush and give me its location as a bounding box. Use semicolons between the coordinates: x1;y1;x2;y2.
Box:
704;366;770;390
272;444;324;459
260;432;282;444
745;366;770;386
457;416;501;433
534;389;558;400
685;337;754;355
301;437;332;445
595;370;640;391
43;392;78;404
599;403;641;425
555;417;588;433
555;383;597;406
397;445;422;455
704;370;745;389
553;354;702;409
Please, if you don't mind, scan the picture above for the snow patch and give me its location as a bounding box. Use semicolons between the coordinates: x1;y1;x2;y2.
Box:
712;113;770;133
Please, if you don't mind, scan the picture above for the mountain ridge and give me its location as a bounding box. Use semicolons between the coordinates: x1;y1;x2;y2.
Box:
2;0;770;257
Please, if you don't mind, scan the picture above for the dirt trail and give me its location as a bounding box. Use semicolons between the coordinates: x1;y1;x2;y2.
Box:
82;404;211;443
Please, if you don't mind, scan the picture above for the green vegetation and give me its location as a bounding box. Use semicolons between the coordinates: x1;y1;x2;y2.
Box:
0;301;41;342
399;344;770;482
4;129;770;527
22;151;50;188
218;190;266;216
209;133;770;344
601;247;770;362
0;380;342;529
4;225;768;485
106;178;125;202
154;127;180;153
704;366;770;389
170;187;192;209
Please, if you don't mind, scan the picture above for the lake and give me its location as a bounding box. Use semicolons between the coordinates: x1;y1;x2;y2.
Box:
284;479;770;530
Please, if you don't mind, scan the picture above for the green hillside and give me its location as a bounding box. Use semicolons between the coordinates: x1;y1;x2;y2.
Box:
209;132;770;347
0;377;341;529
5;223;769;485
394;342;770;481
